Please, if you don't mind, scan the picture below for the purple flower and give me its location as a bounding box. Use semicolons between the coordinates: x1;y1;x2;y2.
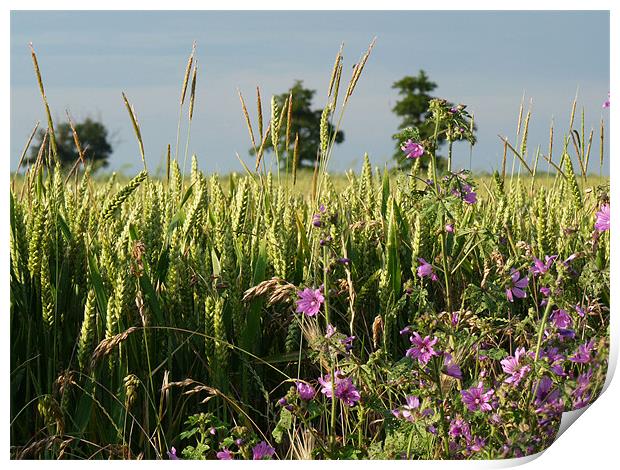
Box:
575;305;586;318
417;258;439;282
318;373;335;398
569;340;595;364
550;309;572;329
530;255;557;276
325;324;336;338
453;183;477;204
167;447;180;460
335;377;361;406
558;328;575;341
533;376;561;413
468;436;486;453
337;257;350;265
296;381;316;401
217;449;233;460
312;214;323;227
252;441;275;460
406;332;440;365
501;347;531;385
540;286;551;297
399;326;412;336
341;335;356;353
541;347;566;376
277;397;287;406
443;353;463;379
460;382;494;412
397;395;420;422
401;139;425;159
506;269;528;302
595;204;610;232
449;417;471;438
295;287;324;316
445;223;455;233
563;253;578;265
318;371;361;406
461;184;477;204
603;92;610;109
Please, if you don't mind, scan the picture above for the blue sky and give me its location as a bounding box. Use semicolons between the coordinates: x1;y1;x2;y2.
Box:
10;10;610;175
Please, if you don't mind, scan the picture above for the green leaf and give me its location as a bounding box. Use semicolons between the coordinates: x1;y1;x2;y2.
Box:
87;252;108;324
272;407;293;444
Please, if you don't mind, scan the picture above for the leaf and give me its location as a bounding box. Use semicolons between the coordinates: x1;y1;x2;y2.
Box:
386;200;401;298
87;252;108;324
272;407;293;444
381;166;390;218
482;348;508;361
180;181;195;208
56;213;72;241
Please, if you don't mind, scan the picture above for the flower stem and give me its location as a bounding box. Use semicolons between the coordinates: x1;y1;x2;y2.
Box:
433;359;451;458
528;298;554;409
323;246;337;449
534;299;553;367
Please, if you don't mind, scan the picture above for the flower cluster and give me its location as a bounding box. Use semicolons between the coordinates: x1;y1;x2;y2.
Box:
318;370;361;407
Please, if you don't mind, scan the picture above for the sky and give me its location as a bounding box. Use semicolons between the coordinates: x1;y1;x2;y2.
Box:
10;10;610;175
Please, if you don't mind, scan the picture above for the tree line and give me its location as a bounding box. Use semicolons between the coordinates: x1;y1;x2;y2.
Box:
28;71;463;172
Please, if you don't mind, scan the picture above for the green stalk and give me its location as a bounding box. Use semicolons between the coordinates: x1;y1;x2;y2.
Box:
533;299;554;371
431;113;453;315
323;246;337;450
433;359;451;458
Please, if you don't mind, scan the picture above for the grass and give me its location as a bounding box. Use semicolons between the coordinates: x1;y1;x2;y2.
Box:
9;41;609;460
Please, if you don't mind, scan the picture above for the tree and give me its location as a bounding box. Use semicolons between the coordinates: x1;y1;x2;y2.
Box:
29;118;113;169
252;80;344;169
391;70;441;168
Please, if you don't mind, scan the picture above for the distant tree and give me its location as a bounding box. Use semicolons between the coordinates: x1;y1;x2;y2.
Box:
29;118;113;169
391;70;442;168
252;80;344;169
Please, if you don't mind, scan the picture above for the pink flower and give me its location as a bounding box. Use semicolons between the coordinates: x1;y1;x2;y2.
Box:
252;441;275;460
500;347;530;385
399;395;420;422
460;382;494;412
530;255;557;276
167;447;180;460
550;309;572;329
318;370;360;406
296;381;316;401
335;378;361;406
401;139;424;159
406;332;439;365
417;258;438;282
506;269;528;302
449;417;471;438
569;340;595;364
295;287;324;316
595;204;610;232
216;449;233;460
442;353;463;379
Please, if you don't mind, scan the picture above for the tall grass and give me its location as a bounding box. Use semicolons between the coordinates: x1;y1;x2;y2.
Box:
10;42;609;460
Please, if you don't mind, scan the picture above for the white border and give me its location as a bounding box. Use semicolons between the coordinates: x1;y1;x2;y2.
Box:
3;2;616;468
